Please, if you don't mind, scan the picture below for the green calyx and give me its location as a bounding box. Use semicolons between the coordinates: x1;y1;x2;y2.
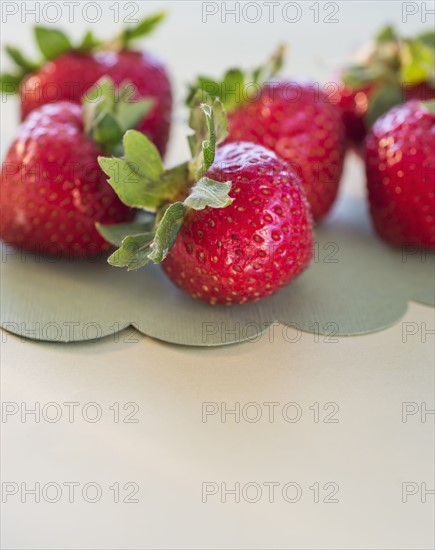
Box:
341;25;435;127
186;44;285;112
96;92;234;270
83;77;154;155
0;11;166;94
365;85;404;128
342;26;435;87
422;99;435;114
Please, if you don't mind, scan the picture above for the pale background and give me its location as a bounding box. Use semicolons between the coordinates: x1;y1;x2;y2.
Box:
1;2;434;549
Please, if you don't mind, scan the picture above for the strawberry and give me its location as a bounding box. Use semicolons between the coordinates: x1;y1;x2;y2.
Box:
97;94;313;304
335;26;435;149
187;47;345;221
162;141;313;304
1;12;172;156
335;82;374;147
365;100;435;249
0;78;154;257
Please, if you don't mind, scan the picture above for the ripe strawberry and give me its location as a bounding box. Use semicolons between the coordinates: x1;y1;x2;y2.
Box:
365;100;435;248
0;78;154;257
1;12;172;156
335;82;374;147
163;142;313;304
97;95;313;304
187;48;345;221
335;26;435;149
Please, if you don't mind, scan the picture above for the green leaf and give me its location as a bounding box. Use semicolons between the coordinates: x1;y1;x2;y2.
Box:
341;66;381;87
122;11;166;45
186;45;285;110
5;46;39;71
416;31;435;50
148;202;186;263
188;70;245;108
83;78;154;153
84;76;116;112
108;232;156;270
93;112;124;150
184;177;233;210
83;77;120;148
98;131;172;212
251;43;285;84
376;25;398;43
422;99;435;114
78;30;101;51
96;220;155;246
34;27;72;60
196;103;216;173
117;96;154;133
366;84;403;127
188;97;212;159
0;72;22;93
123;129;164;181
106;202;186;269
211;99;229;146
99;156;158;211
186;76;221;105
400;39;435;83
222;69;245;110
188;92;228;179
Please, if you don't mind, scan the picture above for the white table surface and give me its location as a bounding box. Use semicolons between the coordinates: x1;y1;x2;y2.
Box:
1;2;434;549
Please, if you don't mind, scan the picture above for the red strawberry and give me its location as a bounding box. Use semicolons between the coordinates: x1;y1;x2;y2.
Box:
225;81;345;221
336;26;435;149
365;100;435;248
187;50;345;221
0;78;154;257
97;95;313;305
1;12;172;156
335;82;373;147
163;141;313;304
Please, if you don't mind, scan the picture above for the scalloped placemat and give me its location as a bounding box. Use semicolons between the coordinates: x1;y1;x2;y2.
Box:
1;194;433;346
